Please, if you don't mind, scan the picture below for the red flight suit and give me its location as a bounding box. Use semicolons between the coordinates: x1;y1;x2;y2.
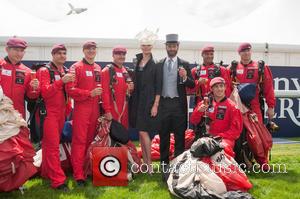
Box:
66;59;102;181
190;97;243;157
102;63;141;165
190;64;232;103
102;63;129;127
0;57;39;118
37;62;70;188
231;61;275;122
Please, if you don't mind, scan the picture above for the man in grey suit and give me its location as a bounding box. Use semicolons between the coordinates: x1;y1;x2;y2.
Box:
157;34;195;179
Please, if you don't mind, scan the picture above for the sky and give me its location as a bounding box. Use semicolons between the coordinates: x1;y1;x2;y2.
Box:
1;0;300;44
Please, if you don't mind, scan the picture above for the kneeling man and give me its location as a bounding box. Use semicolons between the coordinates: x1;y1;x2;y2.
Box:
190;77;243;157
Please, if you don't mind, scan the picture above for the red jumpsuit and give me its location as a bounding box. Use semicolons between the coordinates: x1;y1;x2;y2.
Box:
231;61;275;122
191;64;232;103
37;62;70;188
102;63;141;165
102;64;129;127
190;97;243;157
0;57;39;118
66;59;102;181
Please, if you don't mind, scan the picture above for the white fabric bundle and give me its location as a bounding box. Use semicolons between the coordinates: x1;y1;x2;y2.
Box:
0;86;27;143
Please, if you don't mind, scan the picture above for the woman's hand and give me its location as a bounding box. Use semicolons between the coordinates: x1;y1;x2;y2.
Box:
151;104;158;117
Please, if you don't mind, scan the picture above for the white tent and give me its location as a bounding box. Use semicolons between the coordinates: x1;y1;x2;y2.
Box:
1;0;300;45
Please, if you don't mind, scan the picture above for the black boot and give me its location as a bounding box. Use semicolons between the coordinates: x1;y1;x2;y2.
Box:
56;184;70;192
76;180;86;187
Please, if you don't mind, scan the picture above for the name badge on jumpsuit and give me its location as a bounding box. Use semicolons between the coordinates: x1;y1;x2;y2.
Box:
15;71;25;84
246;69;255;79
216;106;227;120
208;68;216;79
116;72;123;78
2;69;12;76
86;71;93;77
237;69;244;74
55;75;61;80
200;70;206;76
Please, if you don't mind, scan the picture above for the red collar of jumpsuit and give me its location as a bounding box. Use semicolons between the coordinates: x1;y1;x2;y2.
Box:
0;56;40;118
190;97;243;157
191;63;232;99
234;60;276;122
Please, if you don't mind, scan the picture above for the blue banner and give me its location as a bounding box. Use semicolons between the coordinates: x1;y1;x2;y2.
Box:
268;66;300;137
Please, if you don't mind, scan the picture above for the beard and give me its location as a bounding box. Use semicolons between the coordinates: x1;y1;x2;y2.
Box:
167;50;178;57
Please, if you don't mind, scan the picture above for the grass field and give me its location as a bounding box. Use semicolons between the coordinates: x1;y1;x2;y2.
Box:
1;142;300;199
288;137;300;141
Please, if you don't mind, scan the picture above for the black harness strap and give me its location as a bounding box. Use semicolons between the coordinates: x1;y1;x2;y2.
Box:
230;60;239;83
107;64;129;122
257;60;265;119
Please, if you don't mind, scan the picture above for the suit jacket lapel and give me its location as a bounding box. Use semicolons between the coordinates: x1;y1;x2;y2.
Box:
177;57;181;69
161;58;166;80
177;57;181;84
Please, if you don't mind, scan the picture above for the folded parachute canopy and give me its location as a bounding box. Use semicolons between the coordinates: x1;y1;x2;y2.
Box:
0;88;37;192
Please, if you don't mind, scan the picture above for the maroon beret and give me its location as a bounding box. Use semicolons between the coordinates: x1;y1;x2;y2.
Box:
6;37;27;49
238;42;252;53
112;45;127;54
201;45;214;54
210;77;225;88
83;41;97;49
51;44;67;54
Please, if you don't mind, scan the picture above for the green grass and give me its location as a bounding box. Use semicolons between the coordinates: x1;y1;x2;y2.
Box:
1;143;300;199
287;137;300;141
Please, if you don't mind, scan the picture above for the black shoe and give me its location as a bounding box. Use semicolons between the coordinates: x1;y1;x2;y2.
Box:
56;184;70;192
76;180;86;187
160;163;170;183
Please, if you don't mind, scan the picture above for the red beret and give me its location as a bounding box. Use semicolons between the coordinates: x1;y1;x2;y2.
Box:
201;45;214;54
6;37;27;49
210;77;225;88
51;44;66;54
83;41;97;49
238;42;252;53
112;45;127;54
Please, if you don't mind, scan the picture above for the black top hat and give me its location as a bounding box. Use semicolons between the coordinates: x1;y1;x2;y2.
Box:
165;34;179;43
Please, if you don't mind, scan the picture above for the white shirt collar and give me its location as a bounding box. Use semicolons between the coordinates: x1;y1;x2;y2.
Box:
167;56;177;63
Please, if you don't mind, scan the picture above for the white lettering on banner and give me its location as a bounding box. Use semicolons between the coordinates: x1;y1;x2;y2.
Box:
277;98;300;126
274;78;289;90
274;77;300;90
298;99;300;118
291;78;300;90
